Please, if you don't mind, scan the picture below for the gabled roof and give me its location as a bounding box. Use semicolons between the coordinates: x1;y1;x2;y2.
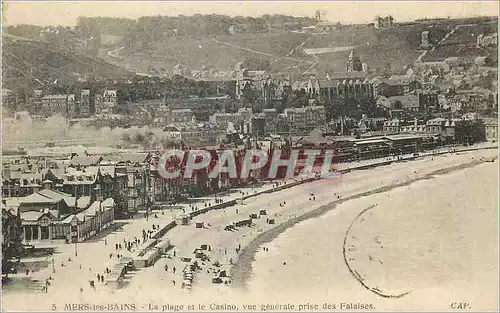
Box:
21;190;70;207
102;197;115;208
77;196;92;209
119;153;150;164
69;155;103;167
20;211;44;221
63;170;98;184
387;77;419;86
21;193;55;204
99;165;116;178
327;72;367;80
38;189;76;207
20;209;55;222
85;201;100;217
318;80;338;88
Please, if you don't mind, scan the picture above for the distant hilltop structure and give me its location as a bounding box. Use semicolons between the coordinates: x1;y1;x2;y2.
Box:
374;15;394;28
477;33;498;48
419;31;432;50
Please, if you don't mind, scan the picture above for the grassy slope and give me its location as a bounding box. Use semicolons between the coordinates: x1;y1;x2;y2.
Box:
119;23;461;76
423;22;498;62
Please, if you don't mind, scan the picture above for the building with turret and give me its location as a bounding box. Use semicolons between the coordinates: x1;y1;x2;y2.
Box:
346;49;363;73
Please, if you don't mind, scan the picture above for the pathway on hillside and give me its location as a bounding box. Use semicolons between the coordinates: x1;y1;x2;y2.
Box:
302;53;320;75
415;23;480;64
108;46;125;59
211;38;314;65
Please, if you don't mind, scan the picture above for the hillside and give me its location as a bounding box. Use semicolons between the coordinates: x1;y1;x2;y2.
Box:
112;20;485;77
423;21;498;63
2;36;131;89
299;23;452;74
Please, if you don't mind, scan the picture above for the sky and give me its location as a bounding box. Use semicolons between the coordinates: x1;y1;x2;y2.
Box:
2;1;499;26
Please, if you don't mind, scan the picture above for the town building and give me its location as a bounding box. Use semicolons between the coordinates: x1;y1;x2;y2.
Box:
79;89;92;117
2;203;23;274
346;49;363;73
308;73;374;103
170;109;194;123
484;118;498;142
284;106;326;134
41;94;75;117
96;90;118;114
374;15;394;28
383;120;401;133
163;122;225;147
476;33;498;48
102;153;151;215
18;187;115;244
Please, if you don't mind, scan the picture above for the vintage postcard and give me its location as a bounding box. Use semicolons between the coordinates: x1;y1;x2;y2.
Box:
1;1;499;312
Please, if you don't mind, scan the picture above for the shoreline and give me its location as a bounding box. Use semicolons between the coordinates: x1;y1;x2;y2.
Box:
1;146;497;306
230;153;498;289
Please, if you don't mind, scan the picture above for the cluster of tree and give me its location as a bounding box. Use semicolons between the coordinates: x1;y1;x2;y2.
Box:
76;16;136;38
75;14;318;49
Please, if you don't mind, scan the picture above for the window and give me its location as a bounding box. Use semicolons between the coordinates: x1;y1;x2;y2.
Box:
25;226;32;241
41;226;50;240
52;225;66;239
32;226;39;240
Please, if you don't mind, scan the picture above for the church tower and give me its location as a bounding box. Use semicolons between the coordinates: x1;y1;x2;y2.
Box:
346;49;363;73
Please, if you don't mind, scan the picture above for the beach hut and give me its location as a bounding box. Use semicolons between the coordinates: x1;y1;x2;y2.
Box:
259;209;267;216
195;222;204;228
176;213;190;226
267;219;275;224
249;213;258;219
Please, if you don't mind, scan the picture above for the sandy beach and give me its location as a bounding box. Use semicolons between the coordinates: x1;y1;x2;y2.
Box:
2;147;498;312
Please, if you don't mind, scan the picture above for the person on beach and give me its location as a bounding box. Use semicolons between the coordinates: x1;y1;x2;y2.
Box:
173;266;176;274
165;265;168;272
172;280;176;286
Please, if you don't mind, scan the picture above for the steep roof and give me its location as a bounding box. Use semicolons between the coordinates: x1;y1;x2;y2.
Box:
21;189;75;207
77;196;92;209
389;95;420;109
99;165;116;178
69;155;102;167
